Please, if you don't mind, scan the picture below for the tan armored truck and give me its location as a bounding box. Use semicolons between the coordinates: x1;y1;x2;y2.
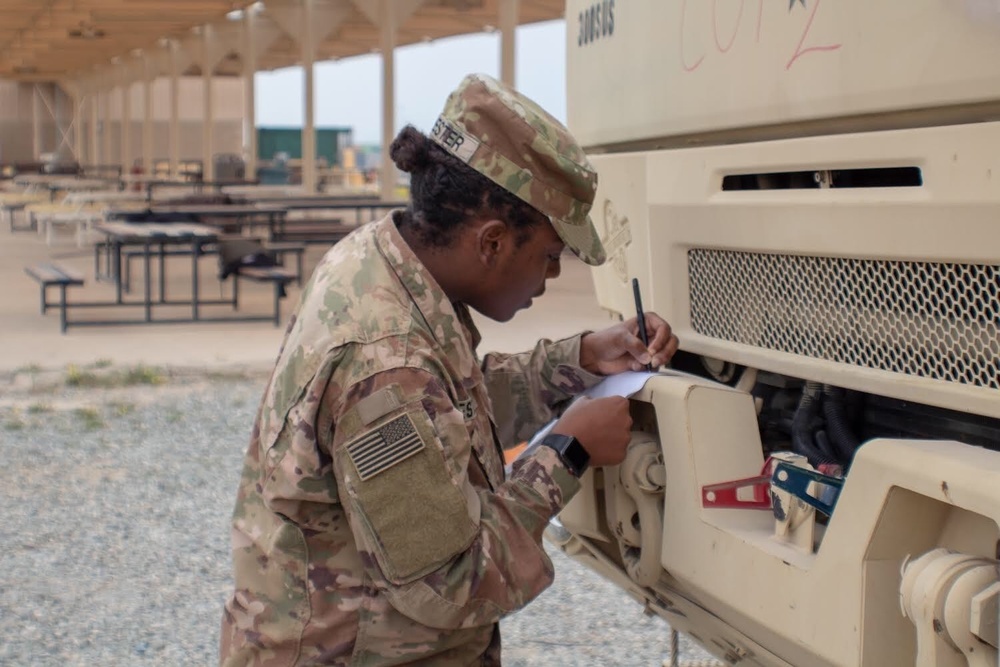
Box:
557;1;1000;665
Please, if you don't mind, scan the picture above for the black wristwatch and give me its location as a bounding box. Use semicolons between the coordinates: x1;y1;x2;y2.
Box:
540;433;590;478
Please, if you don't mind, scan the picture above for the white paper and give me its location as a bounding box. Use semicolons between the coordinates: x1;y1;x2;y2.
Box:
575;370;658;400
524;371;660;450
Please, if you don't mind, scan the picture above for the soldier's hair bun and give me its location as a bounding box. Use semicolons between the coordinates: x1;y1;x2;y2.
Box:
390;123;540;249
390;125;432;173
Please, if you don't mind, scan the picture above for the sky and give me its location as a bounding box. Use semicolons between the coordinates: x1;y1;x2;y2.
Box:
253;19;566;145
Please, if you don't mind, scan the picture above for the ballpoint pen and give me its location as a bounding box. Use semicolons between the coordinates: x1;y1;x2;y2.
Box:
631;277;653;372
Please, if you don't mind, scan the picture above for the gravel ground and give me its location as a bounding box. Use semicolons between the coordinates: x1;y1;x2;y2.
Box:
0;367;716;667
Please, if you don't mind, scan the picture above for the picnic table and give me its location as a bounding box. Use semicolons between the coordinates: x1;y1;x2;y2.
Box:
142;179;259;202
269;199;406;244
283;197;403;212
83;221;300;328
104;199;401;245
218;184;309;198
28;204;104;246
0;193;47;230
93;221;224;321
106;203;288;237
13;176;115;200
62;190;144;206
11;174;65;187
23;191;141;246
25;221;229;332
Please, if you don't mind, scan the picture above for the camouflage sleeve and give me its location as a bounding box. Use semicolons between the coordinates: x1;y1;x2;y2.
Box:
327;366;580;630
482;333;604;446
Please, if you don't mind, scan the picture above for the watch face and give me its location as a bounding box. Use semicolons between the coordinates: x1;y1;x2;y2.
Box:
564;439;589;471
543;434;589;476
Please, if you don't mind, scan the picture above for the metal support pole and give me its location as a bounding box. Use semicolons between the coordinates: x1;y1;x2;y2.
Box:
121;75;132;170
73;90;85;164
499;0;519;87
202;26;215;182
244;10;258;181
90;85;100;166
32;85;43;160
102;81;113;168
170;43;181;179
379;0;397;202
143;62;154;176
302;0;317;193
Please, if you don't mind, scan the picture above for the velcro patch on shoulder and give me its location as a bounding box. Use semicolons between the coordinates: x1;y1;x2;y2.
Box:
354;385;404;426
347;413;426;481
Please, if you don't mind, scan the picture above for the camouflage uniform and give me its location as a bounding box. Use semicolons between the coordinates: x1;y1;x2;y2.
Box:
220;74;608;666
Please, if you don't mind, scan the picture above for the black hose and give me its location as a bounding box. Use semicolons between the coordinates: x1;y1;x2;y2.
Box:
791;381;839;468
814;430;838;461
823;384;861;461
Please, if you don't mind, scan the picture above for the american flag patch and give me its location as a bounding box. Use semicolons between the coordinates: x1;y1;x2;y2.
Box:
347;414;426;481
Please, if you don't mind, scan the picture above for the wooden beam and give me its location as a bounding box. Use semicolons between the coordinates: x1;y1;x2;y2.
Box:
0;0;562;81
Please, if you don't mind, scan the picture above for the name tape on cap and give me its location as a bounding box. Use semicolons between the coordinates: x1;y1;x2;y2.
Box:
430;117;480;163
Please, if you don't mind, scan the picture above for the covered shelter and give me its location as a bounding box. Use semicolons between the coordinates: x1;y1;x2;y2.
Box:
0;0;564;197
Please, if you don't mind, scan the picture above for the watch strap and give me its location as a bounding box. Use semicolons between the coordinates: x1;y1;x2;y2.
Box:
540;433;590;477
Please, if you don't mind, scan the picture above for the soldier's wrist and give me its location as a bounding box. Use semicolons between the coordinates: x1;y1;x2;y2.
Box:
540;433;590;478
578;332;603;375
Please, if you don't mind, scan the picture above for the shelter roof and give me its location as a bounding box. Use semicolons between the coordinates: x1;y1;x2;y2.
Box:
0;0;563;83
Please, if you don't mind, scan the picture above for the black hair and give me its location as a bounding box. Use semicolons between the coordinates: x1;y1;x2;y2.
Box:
389;125;542;248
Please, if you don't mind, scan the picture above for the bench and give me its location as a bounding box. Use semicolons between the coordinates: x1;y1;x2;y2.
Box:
232;266;298;326
120;241;306;292
24;262;85;332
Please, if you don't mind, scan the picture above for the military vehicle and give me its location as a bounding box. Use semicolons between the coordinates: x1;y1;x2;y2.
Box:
557;2;1000;665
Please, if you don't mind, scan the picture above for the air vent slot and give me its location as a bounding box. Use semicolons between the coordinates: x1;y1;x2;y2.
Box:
722;166;922;191
688;249;1000;390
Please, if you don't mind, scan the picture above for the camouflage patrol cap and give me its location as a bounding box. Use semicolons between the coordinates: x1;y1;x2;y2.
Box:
429;73;606;266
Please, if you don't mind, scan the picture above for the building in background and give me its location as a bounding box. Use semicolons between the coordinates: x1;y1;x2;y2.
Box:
0;78;245;174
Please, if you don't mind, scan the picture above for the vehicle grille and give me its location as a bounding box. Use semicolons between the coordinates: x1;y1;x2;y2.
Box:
688;250;1000;390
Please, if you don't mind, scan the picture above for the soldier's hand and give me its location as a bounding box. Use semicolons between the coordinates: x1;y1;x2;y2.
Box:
551;396;633;467
580;312;679;375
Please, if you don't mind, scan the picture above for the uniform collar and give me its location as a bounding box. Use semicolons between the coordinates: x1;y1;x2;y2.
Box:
375;214;483;379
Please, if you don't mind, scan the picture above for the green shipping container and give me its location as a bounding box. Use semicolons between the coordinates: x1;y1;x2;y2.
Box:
257;127;353;165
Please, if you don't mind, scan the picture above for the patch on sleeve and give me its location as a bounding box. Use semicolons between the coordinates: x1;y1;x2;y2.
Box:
347;413;426;481
341;407;478;584
457;397;476;421
355;385;404;426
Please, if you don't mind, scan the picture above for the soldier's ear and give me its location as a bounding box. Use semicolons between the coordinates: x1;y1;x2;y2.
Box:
476;219;508;268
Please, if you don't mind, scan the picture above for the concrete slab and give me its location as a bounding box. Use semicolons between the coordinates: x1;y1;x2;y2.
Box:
0;211;615;374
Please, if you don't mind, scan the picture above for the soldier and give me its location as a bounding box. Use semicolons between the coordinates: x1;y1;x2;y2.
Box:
220;73;678;666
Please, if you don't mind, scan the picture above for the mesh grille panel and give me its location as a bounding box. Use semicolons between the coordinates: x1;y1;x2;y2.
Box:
688;250;1000;390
